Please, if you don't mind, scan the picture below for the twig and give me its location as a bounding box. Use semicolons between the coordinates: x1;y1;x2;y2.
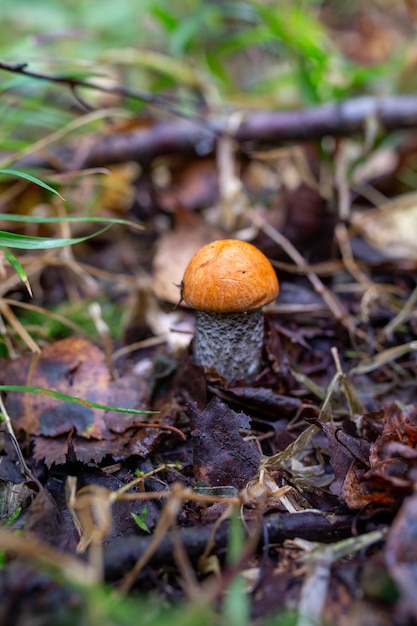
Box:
249;211;361;338
378;285;417;343
0;393;33;478
297;529;387;626
0;61;204;123
0;299;40;353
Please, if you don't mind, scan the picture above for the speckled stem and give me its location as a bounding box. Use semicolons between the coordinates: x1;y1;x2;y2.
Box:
193;309;264;384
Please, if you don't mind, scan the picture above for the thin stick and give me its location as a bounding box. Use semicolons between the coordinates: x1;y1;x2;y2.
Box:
0;393;32;477
0;61;207;124
249;211;361;337
0;300;40;352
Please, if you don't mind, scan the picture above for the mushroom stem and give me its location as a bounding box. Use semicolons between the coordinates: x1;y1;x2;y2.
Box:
193;309;264;384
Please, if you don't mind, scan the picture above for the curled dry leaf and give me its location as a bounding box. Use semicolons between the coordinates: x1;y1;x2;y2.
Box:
321;422;370;497
341;404;417;510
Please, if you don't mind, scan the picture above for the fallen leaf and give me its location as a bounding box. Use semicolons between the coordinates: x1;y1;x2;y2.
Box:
155;158;219;213
0;337;178;466
187;397;261;488
351;192;417;260
321;423;365;497
2;337;112;440
152;210;224;305
342;404;417;509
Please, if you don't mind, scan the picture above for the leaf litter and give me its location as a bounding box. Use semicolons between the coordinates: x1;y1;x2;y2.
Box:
2;52;417;626
2;167;417;626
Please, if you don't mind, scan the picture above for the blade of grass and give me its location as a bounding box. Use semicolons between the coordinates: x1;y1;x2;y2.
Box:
1;246;32;296
350;341;417;375
0;108;130;170
223;509;250;626
0;225;112;249
0;214;143;231
0;384;157;415
99;48;201;88
0;168;65;199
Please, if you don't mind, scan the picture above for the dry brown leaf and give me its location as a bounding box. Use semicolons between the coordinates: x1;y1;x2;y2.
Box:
152;212;224;305
187;397;261;488
342;404;417;509
2;337;111;439
0;337;182;466
351;193;417;260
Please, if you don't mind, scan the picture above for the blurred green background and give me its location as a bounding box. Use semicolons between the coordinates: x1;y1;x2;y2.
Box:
1;0;409;110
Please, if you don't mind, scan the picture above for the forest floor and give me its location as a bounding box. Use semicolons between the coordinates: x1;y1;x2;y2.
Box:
1;3;417;625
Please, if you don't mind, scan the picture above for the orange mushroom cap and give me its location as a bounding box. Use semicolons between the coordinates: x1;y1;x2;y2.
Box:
182;239;279;313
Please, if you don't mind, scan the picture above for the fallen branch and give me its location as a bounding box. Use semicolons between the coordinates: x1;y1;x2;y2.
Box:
12;94;417;171
103;510;354;581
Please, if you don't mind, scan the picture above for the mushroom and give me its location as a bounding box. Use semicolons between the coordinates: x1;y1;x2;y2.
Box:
181;239;279;384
